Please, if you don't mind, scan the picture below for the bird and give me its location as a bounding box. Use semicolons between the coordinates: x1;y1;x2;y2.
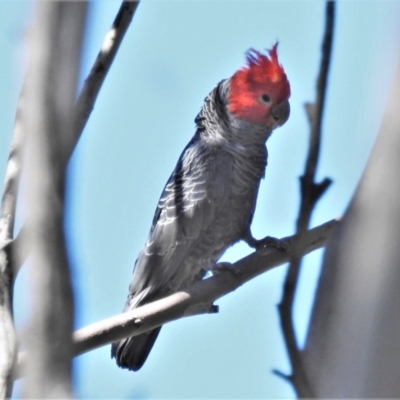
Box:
111;43;291;371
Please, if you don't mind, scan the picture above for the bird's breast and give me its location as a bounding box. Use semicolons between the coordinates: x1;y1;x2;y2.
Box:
168;148;266;290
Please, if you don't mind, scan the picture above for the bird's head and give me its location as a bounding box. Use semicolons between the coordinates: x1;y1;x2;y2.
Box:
228;43;291;129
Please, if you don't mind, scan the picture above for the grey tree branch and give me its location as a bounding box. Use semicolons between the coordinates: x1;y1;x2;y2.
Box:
0;95;25;242
21;2;87;398
8;0;140;276
0;67;27;400
15;219;337;379
276;1;335;397
0;242;16;400
0;2;139;396
65;0;140;163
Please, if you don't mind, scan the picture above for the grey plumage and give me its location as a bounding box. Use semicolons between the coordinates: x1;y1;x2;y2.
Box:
112;76;290;371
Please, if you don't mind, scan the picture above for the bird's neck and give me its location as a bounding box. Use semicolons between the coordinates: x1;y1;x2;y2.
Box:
195;79;272;155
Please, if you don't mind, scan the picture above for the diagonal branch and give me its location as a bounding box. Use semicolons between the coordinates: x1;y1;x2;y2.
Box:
277;1;336;397
10;0;140;276
64;0;140;163
15;219;337;379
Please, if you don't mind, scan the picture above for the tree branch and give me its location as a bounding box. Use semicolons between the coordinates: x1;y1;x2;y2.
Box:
0;64;27;400
21;2;87;397
0;1;138;398
0;95;25;243
65;0;140;163
15;219;337;379
0;241;15;399
0;1;139;396
7;0;141;276
277;1;336;397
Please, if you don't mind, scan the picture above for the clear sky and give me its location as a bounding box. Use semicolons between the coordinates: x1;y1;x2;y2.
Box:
1;0;400;398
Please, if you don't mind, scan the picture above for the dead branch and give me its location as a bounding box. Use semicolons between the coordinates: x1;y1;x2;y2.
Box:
276;1;335;397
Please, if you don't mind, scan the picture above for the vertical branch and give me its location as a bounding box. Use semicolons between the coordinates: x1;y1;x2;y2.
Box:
275;1;335;397
22;2;87;398
0;76;26;400
0;251;16;400
0;97;25;242
0;0;139;396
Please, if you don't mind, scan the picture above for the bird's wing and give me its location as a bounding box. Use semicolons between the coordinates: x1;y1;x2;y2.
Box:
126;137;231;308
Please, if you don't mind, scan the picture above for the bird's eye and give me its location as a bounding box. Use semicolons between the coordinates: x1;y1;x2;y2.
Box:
260;94;271;104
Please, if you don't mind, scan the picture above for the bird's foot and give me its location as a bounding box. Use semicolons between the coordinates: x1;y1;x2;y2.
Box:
245;234;290;252
211;262;241;277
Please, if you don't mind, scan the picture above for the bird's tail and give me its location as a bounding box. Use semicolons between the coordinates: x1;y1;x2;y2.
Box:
111;327;162;371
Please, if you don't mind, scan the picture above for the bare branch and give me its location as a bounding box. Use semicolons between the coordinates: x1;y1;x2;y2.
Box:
0;66;29;400
21;2;87;398
0;62;27;400
7;0;140;275
303;0;335;185
74;221;335;355
12;219;336;380
65;0;140;162
0;1;137;396
0;96;25;243
277;1;336;397
0;243;15;399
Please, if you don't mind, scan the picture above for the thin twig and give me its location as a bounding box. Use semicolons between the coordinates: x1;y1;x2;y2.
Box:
15;219;337;379
277;1;335;397
64;0;140;163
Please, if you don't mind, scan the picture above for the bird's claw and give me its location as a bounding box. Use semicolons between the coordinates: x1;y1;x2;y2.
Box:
211;262;241;277
247;235;290;252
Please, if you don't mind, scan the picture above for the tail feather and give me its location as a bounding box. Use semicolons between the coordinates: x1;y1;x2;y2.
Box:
111;327;162;371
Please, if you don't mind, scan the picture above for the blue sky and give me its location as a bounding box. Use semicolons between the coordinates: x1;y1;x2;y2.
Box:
1;0;400;398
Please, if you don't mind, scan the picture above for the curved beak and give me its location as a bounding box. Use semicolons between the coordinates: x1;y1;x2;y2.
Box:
271;100;290;128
